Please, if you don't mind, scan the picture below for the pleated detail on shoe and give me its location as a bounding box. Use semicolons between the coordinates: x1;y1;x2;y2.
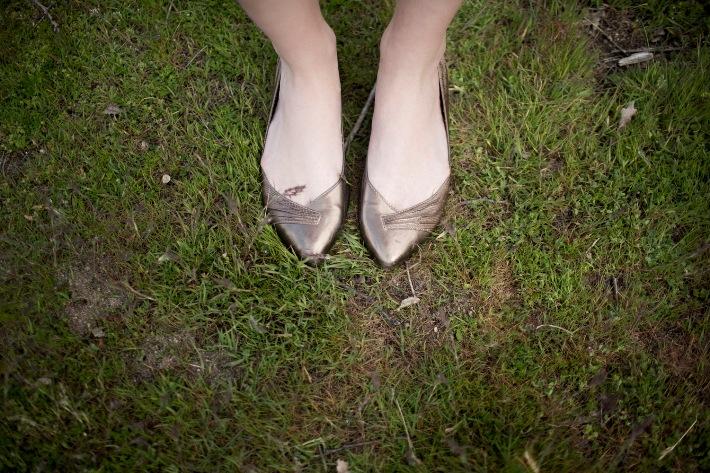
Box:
380;177;449;231
263;179;321;226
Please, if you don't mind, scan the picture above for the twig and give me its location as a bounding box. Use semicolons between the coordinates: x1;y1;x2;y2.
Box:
185;46;206;69
602;46;690;64
612;276;620;300
119;281;156;301
344;86;376;152
535;324;575;335
523;449;541;473
659;418;698;460
394;396;421;465
406;262;416;297
587;21;626;54
29;0;59;32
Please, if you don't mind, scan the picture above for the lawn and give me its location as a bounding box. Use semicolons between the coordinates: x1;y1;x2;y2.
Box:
1;0;708;471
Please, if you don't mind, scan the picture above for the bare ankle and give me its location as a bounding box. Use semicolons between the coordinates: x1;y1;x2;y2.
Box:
277;23;338;77
379;25;445;76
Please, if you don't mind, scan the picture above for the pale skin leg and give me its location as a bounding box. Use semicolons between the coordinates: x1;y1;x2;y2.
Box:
237;0;343;206
238;0;462;209
368;0;463;210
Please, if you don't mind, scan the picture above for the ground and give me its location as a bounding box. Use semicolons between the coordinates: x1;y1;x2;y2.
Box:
1;0;709;471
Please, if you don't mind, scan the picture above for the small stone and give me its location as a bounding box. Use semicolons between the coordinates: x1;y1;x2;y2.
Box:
161;174;171;184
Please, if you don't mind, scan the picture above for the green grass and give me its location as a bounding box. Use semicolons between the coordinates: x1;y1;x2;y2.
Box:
1;0;709;471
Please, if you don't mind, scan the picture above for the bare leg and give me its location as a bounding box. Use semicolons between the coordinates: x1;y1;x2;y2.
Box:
367;0;463;210
238;0;342;205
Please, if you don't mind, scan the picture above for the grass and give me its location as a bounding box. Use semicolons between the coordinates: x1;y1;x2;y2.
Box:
1;0;709;471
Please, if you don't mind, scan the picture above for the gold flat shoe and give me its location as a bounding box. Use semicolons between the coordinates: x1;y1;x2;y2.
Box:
261;60;348;264
360;59;450;268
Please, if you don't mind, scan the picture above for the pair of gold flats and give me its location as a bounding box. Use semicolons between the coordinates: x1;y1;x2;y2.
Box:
262;60;450;267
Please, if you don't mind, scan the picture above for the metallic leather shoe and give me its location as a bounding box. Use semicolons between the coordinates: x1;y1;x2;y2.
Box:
360;59;450;268
261;60;348;264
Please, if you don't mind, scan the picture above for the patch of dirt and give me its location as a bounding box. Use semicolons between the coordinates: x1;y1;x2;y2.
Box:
0;148;34;181
553;207;576;235
583;6;687;81
136;331;196;377
643;317;710;403
671;224;689;244
59;264;128;336
541;153;564;176
133;329;241;384
585;7;650;55
342;262;451;385
344;254;522;377
327;256;524;455
486;258;518;310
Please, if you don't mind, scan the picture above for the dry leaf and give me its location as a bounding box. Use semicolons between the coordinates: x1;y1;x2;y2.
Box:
336;459;349;473
619;101;636;129
397;296;420;311
161;174;171;184
618;52;653;66
103;104;123;115
659;418;697;460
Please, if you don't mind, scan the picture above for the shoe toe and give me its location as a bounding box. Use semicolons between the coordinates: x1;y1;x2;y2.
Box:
360;174;448;268
363;224;423;268
273;213;341;262
264;177;348;264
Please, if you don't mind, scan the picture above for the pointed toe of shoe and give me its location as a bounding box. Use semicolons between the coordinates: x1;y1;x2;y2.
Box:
272;212;341;262
362;225;420;268
360;174;449;268
264;178;348;264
